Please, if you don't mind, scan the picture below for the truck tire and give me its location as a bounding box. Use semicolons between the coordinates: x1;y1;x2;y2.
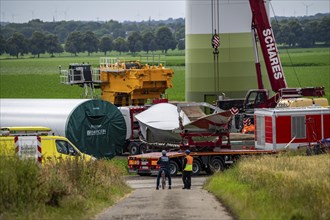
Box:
205;166;213;175
192;160;202;176
139;143;148;154
210;157;224;173
169;161;178;176
129;142;139;155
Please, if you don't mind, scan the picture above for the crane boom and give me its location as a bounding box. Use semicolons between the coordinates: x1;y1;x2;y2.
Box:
249;0;287;92
246;0;325;108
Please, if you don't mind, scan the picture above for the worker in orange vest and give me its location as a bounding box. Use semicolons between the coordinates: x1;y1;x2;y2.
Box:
242;123;255;134
241;117;255;134
182;149;193;189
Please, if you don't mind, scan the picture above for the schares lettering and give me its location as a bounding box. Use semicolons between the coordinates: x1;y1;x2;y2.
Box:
263;28;283;80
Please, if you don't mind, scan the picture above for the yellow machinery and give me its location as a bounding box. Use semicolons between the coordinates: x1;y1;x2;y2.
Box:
60;57;174;106
99;57;174;106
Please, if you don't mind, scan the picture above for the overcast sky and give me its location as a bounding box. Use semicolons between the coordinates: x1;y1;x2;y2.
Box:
0;0;329;23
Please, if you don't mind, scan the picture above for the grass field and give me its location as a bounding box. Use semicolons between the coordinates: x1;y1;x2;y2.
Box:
0;47;329;101
205;153;330;219
279;48;330;99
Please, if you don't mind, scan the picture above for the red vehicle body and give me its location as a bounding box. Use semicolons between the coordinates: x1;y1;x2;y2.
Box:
120;98;169;155
254;106;330;150
119;106;148;155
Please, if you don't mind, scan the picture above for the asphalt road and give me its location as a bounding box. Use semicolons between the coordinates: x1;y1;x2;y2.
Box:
94;175;233;220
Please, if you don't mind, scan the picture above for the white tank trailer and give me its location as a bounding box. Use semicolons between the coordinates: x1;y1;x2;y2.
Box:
0;99;126;159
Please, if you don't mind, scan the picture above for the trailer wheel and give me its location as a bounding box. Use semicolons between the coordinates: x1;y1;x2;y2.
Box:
210;158;224;173
128;142;139;155
170;161;178;176
192;160;202;176
205;167;213;175
139;143;148;154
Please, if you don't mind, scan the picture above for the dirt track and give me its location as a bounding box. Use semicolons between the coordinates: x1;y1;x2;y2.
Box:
95;175;233;220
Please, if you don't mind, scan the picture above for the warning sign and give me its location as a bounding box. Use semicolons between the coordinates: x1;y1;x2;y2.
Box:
15;136;41;163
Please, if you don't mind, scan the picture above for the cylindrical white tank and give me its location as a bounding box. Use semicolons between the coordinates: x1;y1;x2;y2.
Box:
185;0;271;102
0;99;126;159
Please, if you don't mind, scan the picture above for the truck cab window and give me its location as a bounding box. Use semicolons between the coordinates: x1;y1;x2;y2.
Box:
67;143;78;156
56;140;77;155
246;92;257;108
255;92;266;105
56;140;68;154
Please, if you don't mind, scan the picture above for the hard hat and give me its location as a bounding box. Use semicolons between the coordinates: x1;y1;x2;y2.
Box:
162;150;167;156
185;149;190;154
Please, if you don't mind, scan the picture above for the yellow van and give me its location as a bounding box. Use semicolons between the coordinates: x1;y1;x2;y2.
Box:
0;126;95;165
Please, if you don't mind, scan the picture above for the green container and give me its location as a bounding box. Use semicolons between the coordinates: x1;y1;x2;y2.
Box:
66;99;127;159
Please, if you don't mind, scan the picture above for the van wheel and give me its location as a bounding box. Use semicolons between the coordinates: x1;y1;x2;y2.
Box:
129;142;139;155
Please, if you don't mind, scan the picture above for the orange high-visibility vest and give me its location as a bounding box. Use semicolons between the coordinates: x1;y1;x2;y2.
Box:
242;124;255;134
184;155;193;171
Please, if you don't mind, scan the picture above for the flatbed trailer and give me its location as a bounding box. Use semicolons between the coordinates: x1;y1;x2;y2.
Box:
128;104;276;176
128;148;276;176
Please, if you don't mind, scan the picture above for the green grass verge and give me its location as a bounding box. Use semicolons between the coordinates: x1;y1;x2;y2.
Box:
0;156;131;220
109;156;130;175
204;154;330;219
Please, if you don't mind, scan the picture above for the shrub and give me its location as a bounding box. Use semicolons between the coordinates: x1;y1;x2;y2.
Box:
0;156;129;218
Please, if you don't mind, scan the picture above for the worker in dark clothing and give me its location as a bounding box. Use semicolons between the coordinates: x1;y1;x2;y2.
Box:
156;150;172;190
182;149;193;189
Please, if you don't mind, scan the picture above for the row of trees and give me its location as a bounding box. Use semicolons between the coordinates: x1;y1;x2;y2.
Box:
0;18;185;44
0;14;328;58
0;32;63;58
66;26;181;56
0;25;184;58
271;15;330;47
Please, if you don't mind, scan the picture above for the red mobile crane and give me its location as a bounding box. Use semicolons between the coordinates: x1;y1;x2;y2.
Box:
218;0;325;114
127;0;326;176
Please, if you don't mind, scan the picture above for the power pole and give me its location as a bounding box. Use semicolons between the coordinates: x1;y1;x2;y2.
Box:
303;3;313;16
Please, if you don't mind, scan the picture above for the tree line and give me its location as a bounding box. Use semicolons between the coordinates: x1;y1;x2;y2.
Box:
0;20;184;58
0;18;184;58
0;14;328;58
0;26;183;58
271;14;329;47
